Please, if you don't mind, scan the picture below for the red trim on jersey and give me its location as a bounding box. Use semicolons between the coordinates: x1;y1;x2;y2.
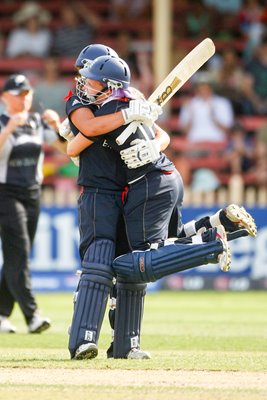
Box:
64;90;74;101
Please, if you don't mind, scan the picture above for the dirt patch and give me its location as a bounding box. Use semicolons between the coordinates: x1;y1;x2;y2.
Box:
0;368;266;389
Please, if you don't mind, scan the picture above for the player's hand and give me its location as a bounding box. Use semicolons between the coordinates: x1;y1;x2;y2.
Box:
121;99;162;126
120;138;161;169
58;118;75;141
6;113;28;132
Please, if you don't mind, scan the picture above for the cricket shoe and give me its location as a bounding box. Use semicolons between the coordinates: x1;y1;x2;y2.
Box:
215;225;231;272
210;204;257;236
0;316;16;333
127;348;151;360
28;314;51;334
74;343;98;360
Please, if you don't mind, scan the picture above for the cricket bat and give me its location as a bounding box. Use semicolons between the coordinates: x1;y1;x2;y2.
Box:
116;37;216;145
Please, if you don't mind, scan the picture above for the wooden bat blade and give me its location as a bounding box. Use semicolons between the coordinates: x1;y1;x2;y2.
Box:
149;38;215;106
116;38;215;145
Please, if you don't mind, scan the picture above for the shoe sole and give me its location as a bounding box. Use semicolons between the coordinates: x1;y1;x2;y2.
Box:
217;225;231;272
30;320;51;334
225;204;257;237
127;350;151;360
74;344;98;360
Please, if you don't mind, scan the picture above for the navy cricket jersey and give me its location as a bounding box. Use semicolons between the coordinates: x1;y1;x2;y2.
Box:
66;94;127;191
0;112;59;191
94;99;174;184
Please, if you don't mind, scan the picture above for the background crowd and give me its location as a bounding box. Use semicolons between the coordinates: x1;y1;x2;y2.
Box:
0;0;267;202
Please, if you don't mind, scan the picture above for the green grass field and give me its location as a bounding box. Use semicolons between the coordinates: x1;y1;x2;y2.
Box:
0;291;266;400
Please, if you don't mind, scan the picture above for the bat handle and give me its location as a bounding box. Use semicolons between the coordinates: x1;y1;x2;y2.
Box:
116;121;140;145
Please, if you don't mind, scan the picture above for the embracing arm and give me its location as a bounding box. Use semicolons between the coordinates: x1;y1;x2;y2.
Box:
154;123;170;151
70;106;124;137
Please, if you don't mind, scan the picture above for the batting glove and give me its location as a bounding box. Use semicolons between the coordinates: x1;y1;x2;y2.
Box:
121;99;162;126
120;138;161;169
59;118;75;141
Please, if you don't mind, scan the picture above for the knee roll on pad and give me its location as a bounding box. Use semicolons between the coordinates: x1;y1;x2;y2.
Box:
68;263;114;358
113;281;147;359
82;239;115;272
113;241;222;283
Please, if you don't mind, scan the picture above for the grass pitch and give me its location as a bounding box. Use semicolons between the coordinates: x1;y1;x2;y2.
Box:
0;290;266;400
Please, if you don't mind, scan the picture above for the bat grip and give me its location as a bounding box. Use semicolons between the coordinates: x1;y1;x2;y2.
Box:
116;121;140;145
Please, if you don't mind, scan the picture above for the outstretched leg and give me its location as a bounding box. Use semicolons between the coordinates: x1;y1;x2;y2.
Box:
113;226;231;283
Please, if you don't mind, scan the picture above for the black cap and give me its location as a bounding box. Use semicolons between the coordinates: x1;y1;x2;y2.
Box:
2;74;32;95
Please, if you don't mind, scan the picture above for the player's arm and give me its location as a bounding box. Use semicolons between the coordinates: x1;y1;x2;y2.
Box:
154;123;170;151
70;99;162;138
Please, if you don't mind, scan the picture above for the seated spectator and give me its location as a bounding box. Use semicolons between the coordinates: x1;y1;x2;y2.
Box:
253;122;267;185
238;0;265;60
178;72;234;143
5;1;52;58
184;0;212;38
32;56;73;118
51;2;101;57
115;31;153;97
224;122;255;175
244;37;267;114
208;47;245;113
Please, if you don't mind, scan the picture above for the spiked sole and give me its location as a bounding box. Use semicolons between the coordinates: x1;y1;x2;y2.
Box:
74;343;98;360
29;320;50;334
225;204;257;237
216;225;231;272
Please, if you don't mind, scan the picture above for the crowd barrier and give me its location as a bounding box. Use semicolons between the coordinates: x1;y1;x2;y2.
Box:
1;205;265;292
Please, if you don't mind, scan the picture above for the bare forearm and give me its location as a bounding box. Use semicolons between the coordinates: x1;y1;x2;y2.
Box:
71;110;124;137
154;123;170;151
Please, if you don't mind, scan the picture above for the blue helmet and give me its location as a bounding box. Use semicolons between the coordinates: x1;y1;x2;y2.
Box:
75;44;119;69
79;55;131;89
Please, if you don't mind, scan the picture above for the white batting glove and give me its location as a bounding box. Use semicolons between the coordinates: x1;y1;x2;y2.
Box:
120;138;161;169
59;118;75;141
121;99;162;126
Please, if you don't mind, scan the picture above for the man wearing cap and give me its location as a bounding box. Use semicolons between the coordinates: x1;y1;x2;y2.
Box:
0;74;67;333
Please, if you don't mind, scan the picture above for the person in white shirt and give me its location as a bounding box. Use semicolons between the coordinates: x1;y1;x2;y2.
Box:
179;72;234;143
5;1;52;58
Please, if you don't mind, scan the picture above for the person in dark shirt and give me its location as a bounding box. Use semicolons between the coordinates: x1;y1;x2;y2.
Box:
0;74;67;334
65;56;241;360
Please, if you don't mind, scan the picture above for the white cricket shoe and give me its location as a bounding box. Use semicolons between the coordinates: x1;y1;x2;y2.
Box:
127;348;151;359
28;314;51;334
223;204;257;236
74;343;98;360
216;225;231;272
210;204;257;237
0;316;16;333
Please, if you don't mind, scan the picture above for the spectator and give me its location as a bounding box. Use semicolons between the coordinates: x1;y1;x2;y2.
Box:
5;1;52;58
32;56;73;118
238;0;265;60
184;1;212;39
115;32;153;97
253;122;267;186
51;2;101;57
208;47;246;113
224;122;255;175
178;72;234;143
245;38;267;114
